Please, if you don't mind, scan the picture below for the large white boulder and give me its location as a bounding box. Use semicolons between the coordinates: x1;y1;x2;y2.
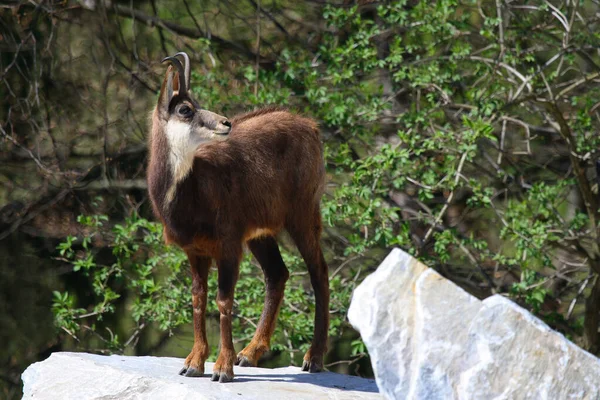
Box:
22;352;380;399
348;248;600;400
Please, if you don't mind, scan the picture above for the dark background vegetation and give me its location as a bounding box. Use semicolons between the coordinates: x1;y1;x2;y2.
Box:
2;0;600;398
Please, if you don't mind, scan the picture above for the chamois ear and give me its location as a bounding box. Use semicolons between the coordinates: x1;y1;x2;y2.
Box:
162;55;187;96
157;65;174;120
172;70;181;94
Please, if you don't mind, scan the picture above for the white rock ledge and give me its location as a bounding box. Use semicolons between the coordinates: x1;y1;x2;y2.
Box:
348;248;600;400
22;352;380;400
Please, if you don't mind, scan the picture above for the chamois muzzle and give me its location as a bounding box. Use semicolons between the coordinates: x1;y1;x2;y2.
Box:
204;111;231;135
217;119;232;135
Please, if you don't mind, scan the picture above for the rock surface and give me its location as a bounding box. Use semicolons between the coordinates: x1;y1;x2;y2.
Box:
22;352;380;400
348;248;600;400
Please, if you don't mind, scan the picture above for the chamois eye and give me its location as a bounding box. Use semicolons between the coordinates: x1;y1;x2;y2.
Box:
179;105;193;117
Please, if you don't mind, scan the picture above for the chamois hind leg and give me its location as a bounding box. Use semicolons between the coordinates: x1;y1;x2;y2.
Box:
286;210;330;373
180;252;211;377
236;236;289;367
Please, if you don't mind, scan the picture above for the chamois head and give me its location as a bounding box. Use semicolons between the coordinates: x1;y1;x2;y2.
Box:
158;52;231;138
154;52;231;185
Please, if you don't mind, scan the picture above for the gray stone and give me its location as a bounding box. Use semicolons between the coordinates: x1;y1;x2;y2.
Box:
348;248;600;400
22;352;380;399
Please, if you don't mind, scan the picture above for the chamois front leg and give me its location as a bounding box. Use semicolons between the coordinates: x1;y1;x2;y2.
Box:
180;253;211;377
211;245;241;383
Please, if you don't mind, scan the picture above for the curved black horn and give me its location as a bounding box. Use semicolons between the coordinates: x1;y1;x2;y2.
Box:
161;56;187;96
174;52;191;90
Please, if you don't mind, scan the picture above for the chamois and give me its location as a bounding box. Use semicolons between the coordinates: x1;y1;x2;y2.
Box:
147;52;330;383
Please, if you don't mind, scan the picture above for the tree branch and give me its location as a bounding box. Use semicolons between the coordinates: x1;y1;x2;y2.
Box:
108;4;261;61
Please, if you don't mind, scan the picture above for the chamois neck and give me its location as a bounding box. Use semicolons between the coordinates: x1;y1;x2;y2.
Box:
148;115;178;216
165;119;197;186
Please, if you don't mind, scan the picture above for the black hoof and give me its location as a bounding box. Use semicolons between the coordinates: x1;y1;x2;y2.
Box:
184;367;203;377
211;371;234;382
302;360;323;373
301;360;309;372
179;367;188;375
237;356;254;367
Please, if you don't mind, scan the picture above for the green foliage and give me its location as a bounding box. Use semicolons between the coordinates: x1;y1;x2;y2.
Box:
53;215;191;351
